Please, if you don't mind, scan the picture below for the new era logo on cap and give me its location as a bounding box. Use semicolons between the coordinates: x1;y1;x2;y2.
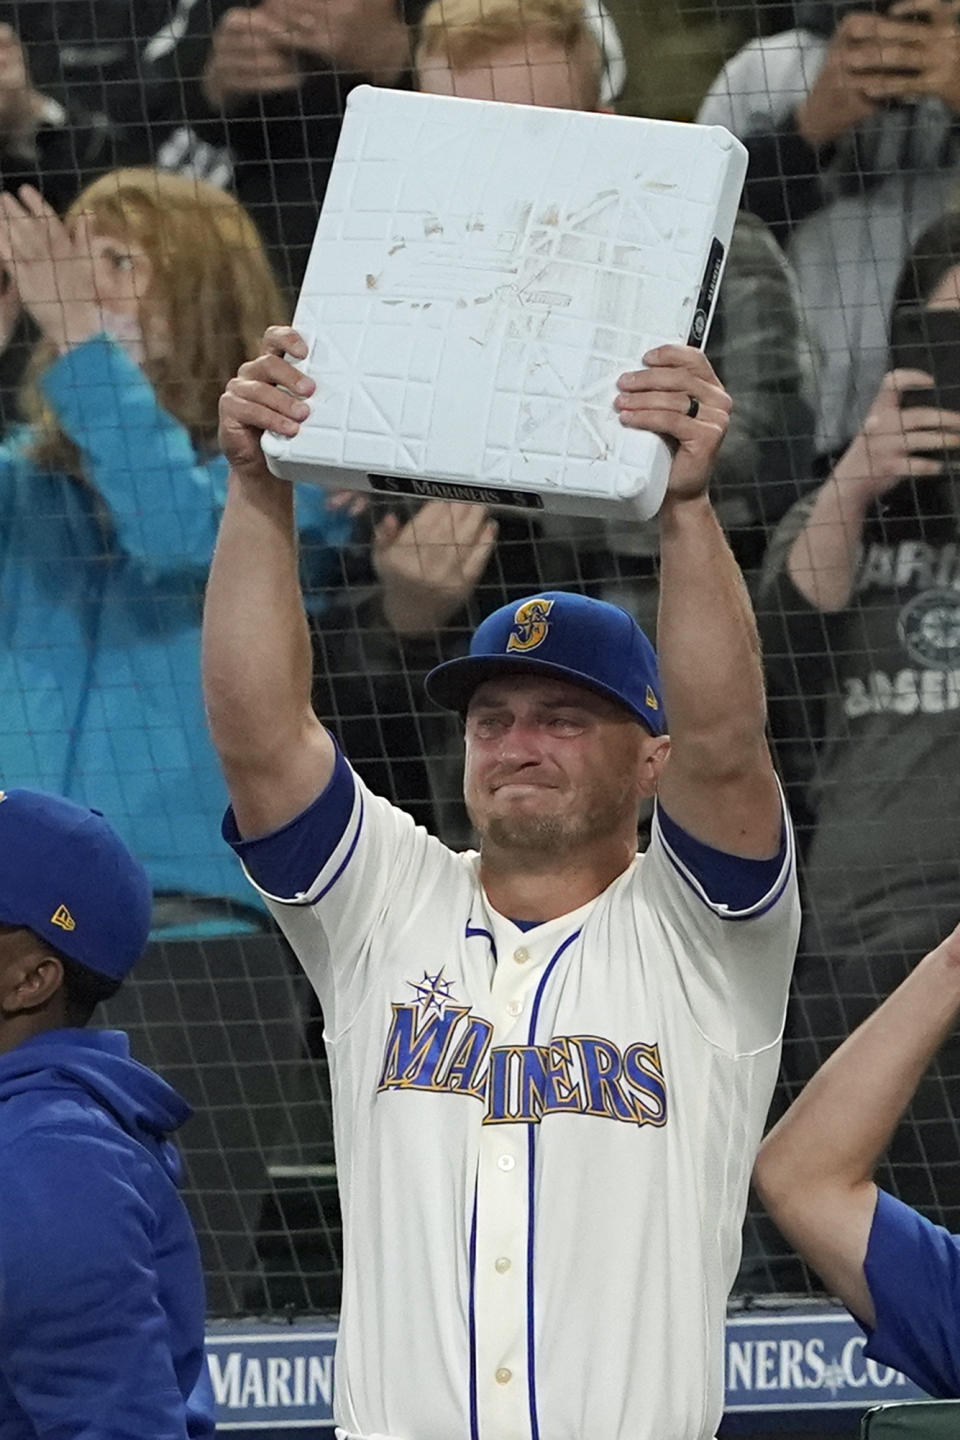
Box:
0;789;153;981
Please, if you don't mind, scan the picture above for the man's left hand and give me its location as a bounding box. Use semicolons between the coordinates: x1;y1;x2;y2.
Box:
614;344;731;502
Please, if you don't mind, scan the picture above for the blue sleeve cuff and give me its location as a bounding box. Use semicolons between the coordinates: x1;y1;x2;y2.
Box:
656;802;789;913
863;1189;960;1399
223;747;356;900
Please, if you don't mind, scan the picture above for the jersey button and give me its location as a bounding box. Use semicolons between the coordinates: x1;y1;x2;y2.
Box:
497;1154;515;1172
506;999;522;1017
495;1368;512;1385
495;1256;512;1274
513;947;529;964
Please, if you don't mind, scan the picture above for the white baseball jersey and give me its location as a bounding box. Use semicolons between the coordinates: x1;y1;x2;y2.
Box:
230;751;799;1440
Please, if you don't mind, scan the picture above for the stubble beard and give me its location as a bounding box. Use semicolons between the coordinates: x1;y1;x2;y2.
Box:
481;810;579;859
469;784;634;863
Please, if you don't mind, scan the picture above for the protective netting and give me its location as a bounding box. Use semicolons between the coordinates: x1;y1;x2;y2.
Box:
2;0;959;1316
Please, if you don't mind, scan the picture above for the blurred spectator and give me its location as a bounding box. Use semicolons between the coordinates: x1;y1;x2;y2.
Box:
313;0;814;849
195;0;417;287
0;3;235;204
0;169;353;1311
698;0;960;457
0;10;118;209
195;0;624;287
0;2;626;298
0;3;241;433
755;210;960;1286
0;2;410;288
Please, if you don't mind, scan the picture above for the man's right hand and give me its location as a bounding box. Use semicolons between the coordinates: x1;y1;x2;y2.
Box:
218;326;314;480
793;5;948;147
260;0;411;81
373;501;498;636
202;6;301;111
830;367;960;501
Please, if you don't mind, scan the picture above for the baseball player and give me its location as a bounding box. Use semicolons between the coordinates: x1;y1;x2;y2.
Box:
203;327;800;1440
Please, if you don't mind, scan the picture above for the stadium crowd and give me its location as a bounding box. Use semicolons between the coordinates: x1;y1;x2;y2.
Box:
1;0;960;1378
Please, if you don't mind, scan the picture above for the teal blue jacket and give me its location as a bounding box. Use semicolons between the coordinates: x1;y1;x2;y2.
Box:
0;334;350;913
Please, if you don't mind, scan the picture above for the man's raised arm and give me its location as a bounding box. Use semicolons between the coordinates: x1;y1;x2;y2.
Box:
203;326;335;838
754;924;960;1328
615;344;781;859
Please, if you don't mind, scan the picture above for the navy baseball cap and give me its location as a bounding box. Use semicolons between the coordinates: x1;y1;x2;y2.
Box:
0;789;152;981
425;591;666;734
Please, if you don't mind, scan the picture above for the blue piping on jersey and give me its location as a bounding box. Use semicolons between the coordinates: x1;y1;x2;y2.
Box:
468;1186;479;1440
464;924;491;1440
657;814;794;923
313;787;366;904
659;839;793;922
525;1124;541;1440
225;746;357;902
526;930;581;1040
465;923;497;962
655;801;788;912
524;928;582;1440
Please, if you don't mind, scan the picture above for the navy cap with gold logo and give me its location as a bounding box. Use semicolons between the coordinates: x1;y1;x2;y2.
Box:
0;789;152;981
425;591;665;734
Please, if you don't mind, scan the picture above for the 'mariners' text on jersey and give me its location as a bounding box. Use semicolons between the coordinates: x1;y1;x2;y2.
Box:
378;1001;668;1126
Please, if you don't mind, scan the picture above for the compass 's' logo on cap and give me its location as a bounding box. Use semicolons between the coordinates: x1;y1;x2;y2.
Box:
506;597;554;653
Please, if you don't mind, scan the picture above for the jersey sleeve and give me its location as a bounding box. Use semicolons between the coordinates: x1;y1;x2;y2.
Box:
861;1189;960;1399
0;1132;195;1440
224;746;462;1035
637;783;800;1053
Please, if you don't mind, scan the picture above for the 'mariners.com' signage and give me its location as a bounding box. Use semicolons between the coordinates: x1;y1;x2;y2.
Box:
206;1327;336;1425
206;1309;927;1430
723;1310;925;1409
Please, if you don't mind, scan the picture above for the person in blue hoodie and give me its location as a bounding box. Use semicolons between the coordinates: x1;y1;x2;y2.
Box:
0;168;354;1311
0;786;214;1439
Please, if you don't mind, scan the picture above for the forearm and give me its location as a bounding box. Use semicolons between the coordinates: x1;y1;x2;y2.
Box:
786;472;870;611
657;494;767;762
203;468;314;772
760;934;960;1197
43;337;223;568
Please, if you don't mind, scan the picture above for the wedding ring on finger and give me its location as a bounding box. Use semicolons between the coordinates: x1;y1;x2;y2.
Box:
685;395;700;420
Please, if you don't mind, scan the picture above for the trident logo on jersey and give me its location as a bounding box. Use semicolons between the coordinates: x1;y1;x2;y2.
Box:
377;970;668;1128
506;597;554;653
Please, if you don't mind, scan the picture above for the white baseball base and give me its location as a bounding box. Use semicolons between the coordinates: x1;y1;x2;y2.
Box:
262;86;747;520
